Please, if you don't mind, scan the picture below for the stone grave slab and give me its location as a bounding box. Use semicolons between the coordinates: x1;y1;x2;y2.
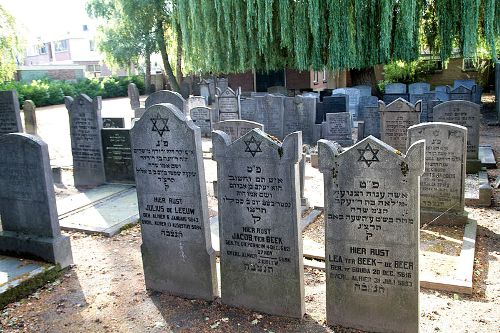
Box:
255;94;285;139
186;96;207;111
217;87;240;121
319;136;425;332
212;128;305;318
145;90;186;111
283;97;299;136
453;79;476;90
435;86;451;101
190;106;212;137
433;101;481;172
128;83;140;109
383;93;410;105
464;171;492;206
65;94;106;187
408;82;430;94
385;83;407;94
322;112;353;146
131;103;217;300
478;144;496;168
240;97;257;121
59;188;139;236
361;105;381;139
101;129;134;184
358;96;378;121
379;98;421;152
352;85;372;97
0;134;73;268
332;88;360;121
293;96;316;145
0;90;23;134
449;86;473;102
407;123;468;225
212;120;264;141
23;100;37;135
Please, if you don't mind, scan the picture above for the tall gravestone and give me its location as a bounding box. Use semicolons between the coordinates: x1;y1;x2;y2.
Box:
294;95;316;145
131;103;217;300
212;120;264;141
23;100;38;135
353;85;372;97
417;92;437;122
379;98;421;152
383;83;409;105
102;128;134;183
145;90;186;112
217;87;240;121
407;123;468;225
283;97;299;137
190;106;212;136
319;136;425;332
255;94;285;139
449;85;473;102
433;100;481;172
0;133;73;267
360;105;381;139
358;96;379;120
322;112;353;146
213;129;305;318
128;83;140;109
240;97;257;121
199;79;211;104
332;88;360;121
0;90;23;134
65;94;106;187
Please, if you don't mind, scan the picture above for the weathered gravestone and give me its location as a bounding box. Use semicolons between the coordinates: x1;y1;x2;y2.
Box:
186;96;207;112
293;95;316;145
131;103;217;300
0;90;23;134
416;92;437;122
407;123;468;225
217;87;240;121
101;129;134;183
449;85;473;102
332;88;360;121
433;100;481;172
190;106;212;136
255;94;285;139
268;86;288;95
212;120;264;141
383;83;409;105
358;96;379;121
283;97;299;137
102;117;125;128
435;85;451;101
199;79;211;104
0;133;73;267
240;97;257;121
408;82;431;94
216;77;229;92
379;98;421;152
453;79;476;90
134;107;146;119
212;128;305;318
358;105;380;139
353;85;372;97
128;83;140;109
65;94;106;187
23;100;37;135
319;136;425;332
145;90;186;112
322;112;353;147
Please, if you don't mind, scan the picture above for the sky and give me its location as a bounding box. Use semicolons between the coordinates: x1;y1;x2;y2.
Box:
2;0;97;42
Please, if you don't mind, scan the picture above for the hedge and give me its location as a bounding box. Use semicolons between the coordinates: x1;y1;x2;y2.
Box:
0;76;145;107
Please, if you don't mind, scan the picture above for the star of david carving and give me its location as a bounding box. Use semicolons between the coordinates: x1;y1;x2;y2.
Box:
150;113;169;137
244;136;262;157
357;143;380;167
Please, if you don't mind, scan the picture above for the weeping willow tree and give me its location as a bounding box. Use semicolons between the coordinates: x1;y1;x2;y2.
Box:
175;0;500;76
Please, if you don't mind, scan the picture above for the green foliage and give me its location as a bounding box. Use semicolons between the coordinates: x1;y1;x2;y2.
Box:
378;60;438;91
0;76;144;107
0;5;25;82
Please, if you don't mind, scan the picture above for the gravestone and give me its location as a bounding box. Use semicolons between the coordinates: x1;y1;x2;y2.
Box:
65;94;106;187
385;83;407;93
0;90;23;134
102;117;125;128
101;129;134;183
383;93;410;105
199;79;211;104
358;96;379;121
0;133;73;268
128;83;140;109
268;86;288;95
212;120;263;141
322;112;353;146
360;105;381;139
283;97;299;136
433;100;481;172
332;88;360;121
293;95;316;145
134;107;146;119
23;100;37;135
323;94;349;114
449;85;473;102
427;99;444;122
240;97;257;121
190;106;212;136
408;82;430;94
255;94;285;139
216;77;229;92
131;103;217;300
217;87;240;121
186;96;207;112
299;153;309;207
212;128;305;318
417;92;436;122
208;78;217;104
353;85;372;97
453;79;476;90
379;98;421;151
407;123;468;225
319;136;425;332
435;86;451;101
145;90;186;112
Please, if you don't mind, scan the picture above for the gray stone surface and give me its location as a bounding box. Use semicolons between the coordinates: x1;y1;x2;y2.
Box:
145;90;186;112
199;79;211;104
216;77;229;92
385;83;407;94
379;98;421;151
435;85;451;101
23;100;37;135
408;82;431;94
383;93;410;105
449;86;473;102
319;136;425;332
128;83;140;109
255;94;285;139
433;101;480;162
134;107;146;119
332;88;360;121
293;96;316;145
407;123;468;225
0;133;73;268
217;87;240;121
240;97;257;121
0;90;23;134
131;103;217;300
362;106;381;139
212;128;304;318
190;106;212;137
186;96;207;112
268;86;288;95
299;153;309;208
417;92;437;122
212;120;263;141
353;85;372;97
358;96;378;120
102;117;125;128
65;94;106;187
323;112;353;147
453;79;476;90
101;128;134;183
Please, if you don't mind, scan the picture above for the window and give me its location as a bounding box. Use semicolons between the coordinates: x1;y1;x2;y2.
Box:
89;40;95;51
322;68;327;82
86;64;101;72
313;71;319;84
462;58;476;71
54;40;68;52
38;44;47;54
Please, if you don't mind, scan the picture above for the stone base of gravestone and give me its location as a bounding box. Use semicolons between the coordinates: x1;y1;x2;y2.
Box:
421;211;469;226
466;159;482;174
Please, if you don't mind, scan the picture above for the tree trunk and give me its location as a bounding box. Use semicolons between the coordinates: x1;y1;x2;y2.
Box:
175;22;183;86
145;47;152;94
155;18;180;93
350;67;379;95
